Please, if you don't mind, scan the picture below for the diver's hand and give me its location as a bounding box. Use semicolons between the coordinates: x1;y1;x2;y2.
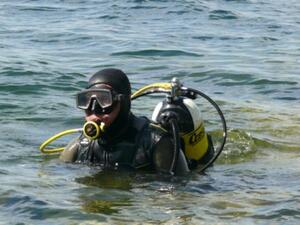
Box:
153;136;190;175
59;137;80;162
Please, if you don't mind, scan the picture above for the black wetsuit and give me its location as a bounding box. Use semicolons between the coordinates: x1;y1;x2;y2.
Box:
61;115;190;174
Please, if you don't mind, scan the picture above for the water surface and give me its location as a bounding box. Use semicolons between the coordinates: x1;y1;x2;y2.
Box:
0;0;299;224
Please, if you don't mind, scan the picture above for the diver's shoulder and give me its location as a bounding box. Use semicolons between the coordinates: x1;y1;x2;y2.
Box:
128;113;145;127
133;115;167;133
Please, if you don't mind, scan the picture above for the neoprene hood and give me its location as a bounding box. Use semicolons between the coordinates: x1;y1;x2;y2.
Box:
88;68;132;142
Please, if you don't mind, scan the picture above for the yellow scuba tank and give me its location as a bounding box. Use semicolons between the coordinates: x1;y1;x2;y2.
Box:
151;96;209;161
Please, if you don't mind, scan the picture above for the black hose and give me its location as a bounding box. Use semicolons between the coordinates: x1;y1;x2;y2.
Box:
184;87;227;171
169;118;181;175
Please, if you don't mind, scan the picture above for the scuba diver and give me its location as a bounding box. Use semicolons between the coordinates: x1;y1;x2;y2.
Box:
58;68;218;175
40;68;227;175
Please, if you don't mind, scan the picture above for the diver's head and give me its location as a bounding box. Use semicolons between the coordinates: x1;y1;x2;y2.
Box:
76;68;132;140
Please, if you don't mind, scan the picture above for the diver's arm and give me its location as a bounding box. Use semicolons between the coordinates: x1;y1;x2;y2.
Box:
153;136;190;175
59;137;80;162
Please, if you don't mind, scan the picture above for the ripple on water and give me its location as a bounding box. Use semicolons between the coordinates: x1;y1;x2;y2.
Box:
209;10;239;20
217;129;257;164
1;0;300;224
111;49;203;57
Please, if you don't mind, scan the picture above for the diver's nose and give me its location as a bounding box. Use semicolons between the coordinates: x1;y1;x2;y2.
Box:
85;113;101;122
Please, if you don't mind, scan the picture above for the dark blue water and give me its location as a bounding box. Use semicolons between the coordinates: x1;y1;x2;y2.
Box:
0;0;299;224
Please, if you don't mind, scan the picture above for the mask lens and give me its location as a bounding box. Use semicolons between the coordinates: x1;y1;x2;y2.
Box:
76;89;115;111
77;91;92;109
95;90;113;108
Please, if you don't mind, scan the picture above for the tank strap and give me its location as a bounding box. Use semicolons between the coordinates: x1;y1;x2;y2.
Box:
149;122;168;133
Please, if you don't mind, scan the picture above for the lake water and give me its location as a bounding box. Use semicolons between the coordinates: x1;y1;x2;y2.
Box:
0;0;299;224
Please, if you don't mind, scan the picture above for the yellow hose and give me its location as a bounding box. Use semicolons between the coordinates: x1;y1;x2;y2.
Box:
39;128;82;154
131;82;171;99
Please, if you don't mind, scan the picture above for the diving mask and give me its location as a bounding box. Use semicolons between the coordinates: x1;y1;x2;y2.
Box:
76;88;122;114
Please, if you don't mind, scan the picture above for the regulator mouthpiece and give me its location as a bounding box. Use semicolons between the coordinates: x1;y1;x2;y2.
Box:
83;121;105;140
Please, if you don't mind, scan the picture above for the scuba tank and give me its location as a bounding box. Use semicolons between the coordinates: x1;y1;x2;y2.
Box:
132;77;227;172
152;96;210;161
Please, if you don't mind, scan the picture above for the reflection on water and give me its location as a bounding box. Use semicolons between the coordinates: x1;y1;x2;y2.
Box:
82;198;132;215
76;170;134;190
75;170;189;216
